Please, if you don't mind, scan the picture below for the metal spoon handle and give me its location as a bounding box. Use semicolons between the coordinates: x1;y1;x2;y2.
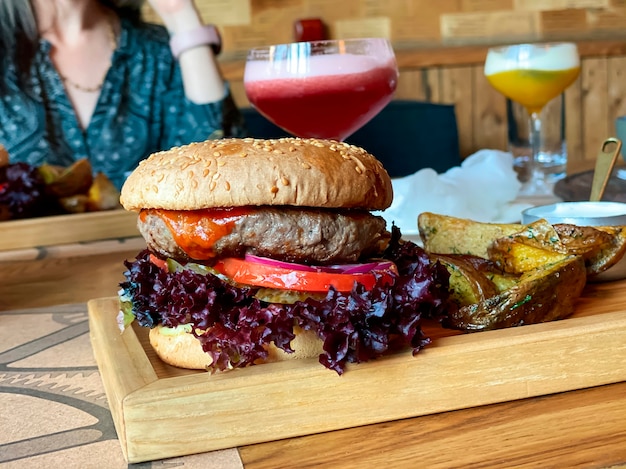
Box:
590;137;622;202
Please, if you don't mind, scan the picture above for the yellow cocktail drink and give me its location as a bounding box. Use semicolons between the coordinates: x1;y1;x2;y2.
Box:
486;67;580;114
484;43;580;114
484;42;580;198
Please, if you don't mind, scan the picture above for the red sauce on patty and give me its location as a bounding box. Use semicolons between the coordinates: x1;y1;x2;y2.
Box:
139;207;250;259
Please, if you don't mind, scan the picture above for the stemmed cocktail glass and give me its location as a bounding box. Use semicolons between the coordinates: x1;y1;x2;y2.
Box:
244;38;399;141
484;42;580;198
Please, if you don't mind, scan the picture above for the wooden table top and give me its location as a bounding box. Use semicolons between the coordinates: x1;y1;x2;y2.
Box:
2;239;625;468
239;381;626;468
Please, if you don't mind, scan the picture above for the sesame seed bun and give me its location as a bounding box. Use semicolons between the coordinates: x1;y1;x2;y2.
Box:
120;138;393;212
149;325;324;370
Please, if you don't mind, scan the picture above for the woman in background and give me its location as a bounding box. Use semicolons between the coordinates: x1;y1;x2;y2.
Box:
0;0;244;189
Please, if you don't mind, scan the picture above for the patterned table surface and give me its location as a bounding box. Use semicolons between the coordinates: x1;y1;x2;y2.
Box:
0;303;243;469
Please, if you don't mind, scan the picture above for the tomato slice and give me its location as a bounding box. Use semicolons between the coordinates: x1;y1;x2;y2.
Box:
149;254;168;271
212;257;396;292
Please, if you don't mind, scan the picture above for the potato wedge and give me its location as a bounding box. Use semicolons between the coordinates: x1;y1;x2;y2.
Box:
58;194;90;213
442;255;586;332
442;253;520;293
45;158;93;198
558;224;626;277
552;224;615;256
418;212;524;258
87;172;121;211
487;239;568;274
495;220;612;261
418;213;626;332
430;254;499;307
38;163;65;184
419;213;626;278
488;221;626;277
487;221;569;274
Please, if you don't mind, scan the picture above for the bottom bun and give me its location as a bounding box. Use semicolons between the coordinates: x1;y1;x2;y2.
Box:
149;325;324;370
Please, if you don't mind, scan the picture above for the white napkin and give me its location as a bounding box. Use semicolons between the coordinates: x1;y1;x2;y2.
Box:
377;150;532;235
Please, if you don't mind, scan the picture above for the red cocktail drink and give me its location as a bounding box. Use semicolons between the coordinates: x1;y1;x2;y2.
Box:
244;39;399;141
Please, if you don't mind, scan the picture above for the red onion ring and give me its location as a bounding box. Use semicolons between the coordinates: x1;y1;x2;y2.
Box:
244;254;395;275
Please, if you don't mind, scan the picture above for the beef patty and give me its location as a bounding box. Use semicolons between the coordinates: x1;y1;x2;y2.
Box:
138;207;389;265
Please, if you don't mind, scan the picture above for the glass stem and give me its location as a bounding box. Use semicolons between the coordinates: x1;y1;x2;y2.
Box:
529;112;541;182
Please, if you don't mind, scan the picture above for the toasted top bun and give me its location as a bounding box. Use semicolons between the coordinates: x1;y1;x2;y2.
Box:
120;137;393;211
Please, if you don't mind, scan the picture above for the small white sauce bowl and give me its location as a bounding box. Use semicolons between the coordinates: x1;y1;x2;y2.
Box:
522;201;626;281
522;201;626;226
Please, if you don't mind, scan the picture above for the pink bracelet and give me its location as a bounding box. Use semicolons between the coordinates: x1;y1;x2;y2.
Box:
169;24;222;59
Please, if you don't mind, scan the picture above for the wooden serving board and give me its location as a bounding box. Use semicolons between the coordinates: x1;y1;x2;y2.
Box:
88;281;626;464
0;210;139;251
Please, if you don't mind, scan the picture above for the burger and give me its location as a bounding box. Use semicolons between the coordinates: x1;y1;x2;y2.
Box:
118;137;450;374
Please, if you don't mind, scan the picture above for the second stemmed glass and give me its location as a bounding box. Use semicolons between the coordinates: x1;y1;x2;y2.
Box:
484;42;580;199
243;38;399;141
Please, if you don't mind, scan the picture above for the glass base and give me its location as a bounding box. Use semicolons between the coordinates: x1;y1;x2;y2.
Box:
516;177;562;206
512;151;567;185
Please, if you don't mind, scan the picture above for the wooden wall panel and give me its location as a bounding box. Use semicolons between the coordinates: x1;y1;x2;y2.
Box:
607;57;626;135
565;76;584;174
146;0;626;53
581;57;610;170
472;66;508;154
394;69;440;102
440;67;475;158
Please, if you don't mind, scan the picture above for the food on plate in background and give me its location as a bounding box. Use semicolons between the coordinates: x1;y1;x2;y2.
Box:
418;212;626;331
0;156;121;221
39;159;93;198
0;144;8;167
118;137;452;375
88;173;122;211
0;161;49;221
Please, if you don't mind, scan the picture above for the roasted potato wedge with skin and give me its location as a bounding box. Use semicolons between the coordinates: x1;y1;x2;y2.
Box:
552;224;614;256
58;194;90;213
443;255;586;332
437;252;523;290
44;158;93;198
87;172;121;211
431;254;499;307
557;224;626;277
498;220;612;263
38;163;65;184
488;221;626;277
419;213;626;278
418;213;625;332
488;237;569;274
485;271;520;294
418;212;524;258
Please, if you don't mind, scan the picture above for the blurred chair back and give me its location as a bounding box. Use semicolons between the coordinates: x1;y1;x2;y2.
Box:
240;100;461;178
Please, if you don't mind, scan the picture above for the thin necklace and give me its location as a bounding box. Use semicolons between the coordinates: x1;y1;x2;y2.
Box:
59;16;117;93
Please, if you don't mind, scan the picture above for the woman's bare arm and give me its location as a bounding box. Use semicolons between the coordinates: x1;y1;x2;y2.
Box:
147;0;225;104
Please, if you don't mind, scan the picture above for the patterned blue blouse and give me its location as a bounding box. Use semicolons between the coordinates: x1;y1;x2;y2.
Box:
0;19;245;189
